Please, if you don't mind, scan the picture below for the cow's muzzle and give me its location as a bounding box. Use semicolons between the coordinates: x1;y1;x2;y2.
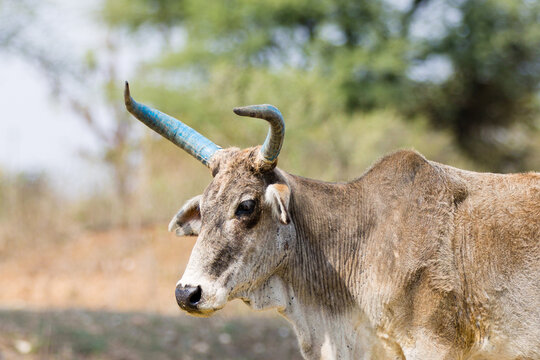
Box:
175;284;202;311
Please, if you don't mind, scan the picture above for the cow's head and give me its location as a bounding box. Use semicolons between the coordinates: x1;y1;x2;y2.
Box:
125;83;296;316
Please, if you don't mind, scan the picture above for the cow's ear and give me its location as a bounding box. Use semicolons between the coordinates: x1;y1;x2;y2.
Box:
265;183;291;225
168;195;202;236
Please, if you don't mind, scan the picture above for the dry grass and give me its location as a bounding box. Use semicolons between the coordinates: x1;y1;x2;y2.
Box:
1;227;226;314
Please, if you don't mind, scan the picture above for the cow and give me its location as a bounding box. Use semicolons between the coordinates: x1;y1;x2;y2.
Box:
124;82;540;360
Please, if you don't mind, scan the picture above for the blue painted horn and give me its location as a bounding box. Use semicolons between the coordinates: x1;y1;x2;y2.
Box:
124;82;221;166
233;104;285;165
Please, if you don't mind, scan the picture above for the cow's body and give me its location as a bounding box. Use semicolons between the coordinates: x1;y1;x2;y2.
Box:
124;88;540;359
227;150;540;359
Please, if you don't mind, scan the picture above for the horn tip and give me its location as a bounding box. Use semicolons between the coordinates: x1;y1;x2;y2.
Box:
233;106;257;117
124;81;132;108
233;104;281;117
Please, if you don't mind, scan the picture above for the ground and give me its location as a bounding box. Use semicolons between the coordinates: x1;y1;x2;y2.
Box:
0;227;301;359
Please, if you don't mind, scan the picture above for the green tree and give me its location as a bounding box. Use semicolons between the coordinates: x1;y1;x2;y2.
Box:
413;0;540;171
103;0;540;172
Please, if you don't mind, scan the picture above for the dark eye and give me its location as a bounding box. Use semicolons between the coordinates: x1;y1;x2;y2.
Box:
235;199;256;217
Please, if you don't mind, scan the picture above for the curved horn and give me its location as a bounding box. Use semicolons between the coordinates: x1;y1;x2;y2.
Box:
233;104;285;164
124;82;221;167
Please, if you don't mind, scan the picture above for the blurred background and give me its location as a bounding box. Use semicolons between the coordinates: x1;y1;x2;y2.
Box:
0;0;539;358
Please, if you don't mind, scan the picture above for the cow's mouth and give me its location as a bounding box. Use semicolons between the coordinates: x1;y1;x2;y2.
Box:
180;300;226;318
183;306;218;317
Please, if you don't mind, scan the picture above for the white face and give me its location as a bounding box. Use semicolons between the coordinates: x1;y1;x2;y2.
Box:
171;171;294;316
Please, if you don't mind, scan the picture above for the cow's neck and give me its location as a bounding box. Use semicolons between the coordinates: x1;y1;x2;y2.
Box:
245;275;380;359
248;172;382;358
284;173;373;311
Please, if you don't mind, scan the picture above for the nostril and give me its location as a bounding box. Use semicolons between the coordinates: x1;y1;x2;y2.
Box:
175;284;202;310
188;285;202;305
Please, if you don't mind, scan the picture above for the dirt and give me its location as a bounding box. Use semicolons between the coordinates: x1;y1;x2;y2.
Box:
0;308;301;359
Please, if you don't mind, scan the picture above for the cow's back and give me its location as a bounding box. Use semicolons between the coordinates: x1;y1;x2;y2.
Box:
448;168;540;358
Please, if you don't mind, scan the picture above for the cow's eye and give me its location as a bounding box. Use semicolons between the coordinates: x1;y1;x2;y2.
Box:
235;199;256;217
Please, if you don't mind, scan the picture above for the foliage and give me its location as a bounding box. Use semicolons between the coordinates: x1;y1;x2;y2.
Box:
70;39;141;227
104;0;540;172
413;0;540;171
0;171;73;255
